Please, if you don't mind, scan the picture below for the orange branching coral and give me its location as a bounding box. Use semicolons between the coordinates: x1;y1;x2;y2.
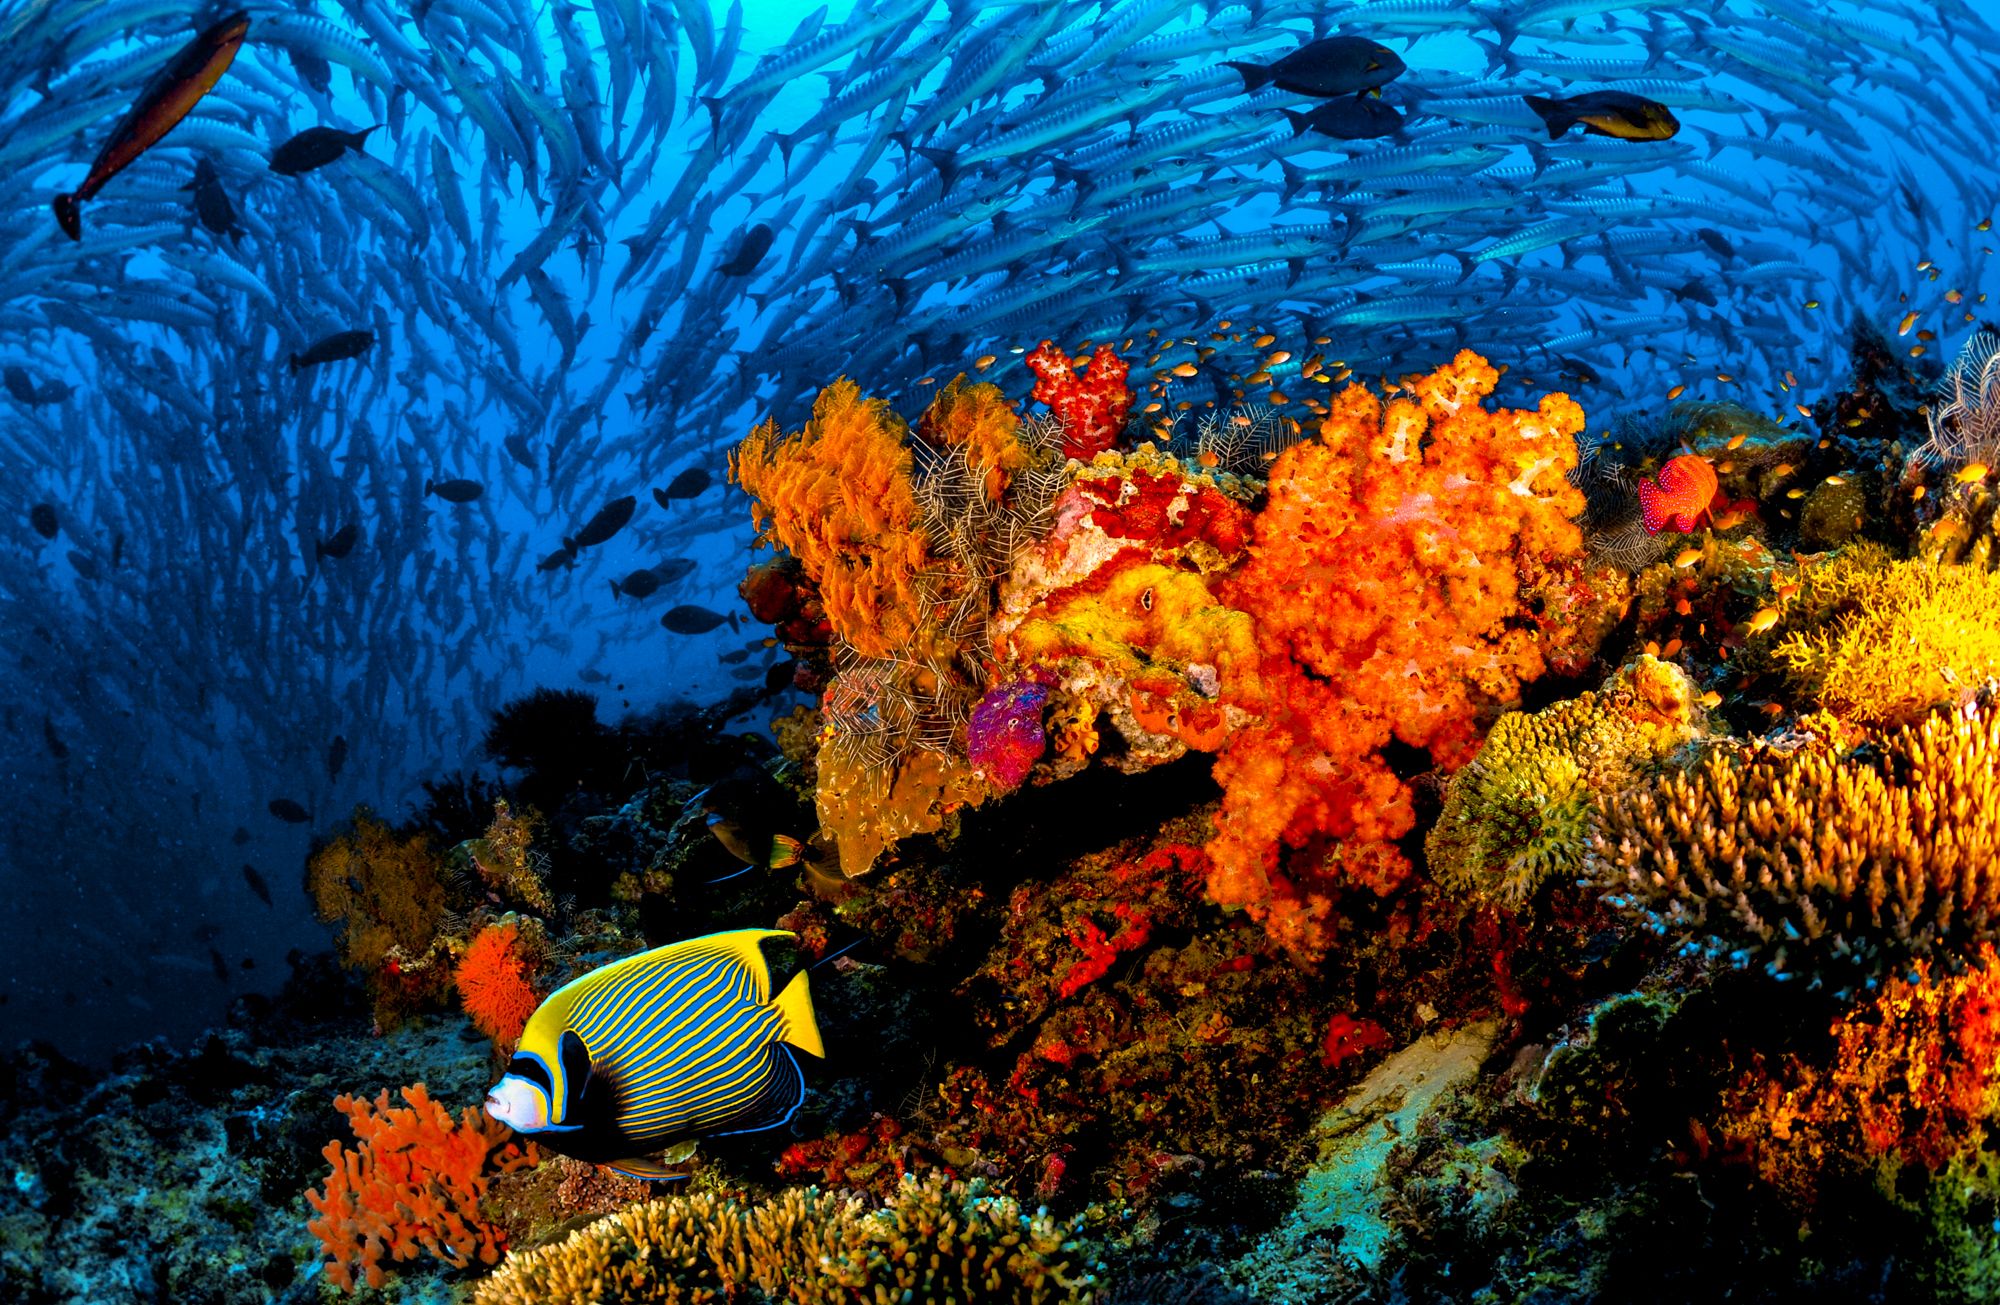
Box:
305;810;453;1025
732;378;930;658
456;919;542;1050
816;745;986;878
305;1083;539;1292
918;373;1029;501
1211;351;1587;957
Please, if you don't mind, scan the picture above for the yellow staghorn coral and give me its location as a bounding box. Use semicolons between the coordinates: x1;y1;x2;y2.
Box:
470;1174;1102;1304
732;379;931;658
1427;656;1710;908
1589;699;2000;978
1209;350;1587;957
919;372;1031;501
1772;555;2000;726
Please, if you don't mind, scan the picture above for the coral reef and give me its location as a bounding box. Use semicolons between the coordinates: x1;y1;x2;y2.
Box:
304;811;454;1026
304;1082;539;1290
455;918;544;1050
1208;351;1587;955
1590;698;2000;978
1026;340;1134;461
471;1174;1105;1304
1428;656;1710;908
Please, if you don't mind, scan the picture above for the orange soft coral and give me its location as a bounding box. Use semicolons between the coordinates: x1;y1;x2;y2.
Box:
1210;351;1586;958
305;1083;539;1292
918;373;1029;500
1026;340;1133;460
731;379;930;658
455;920;541;1049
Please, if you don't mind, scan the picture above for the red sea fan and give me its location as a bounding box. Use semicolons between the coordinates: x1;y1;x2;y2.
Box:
455;921;540;1048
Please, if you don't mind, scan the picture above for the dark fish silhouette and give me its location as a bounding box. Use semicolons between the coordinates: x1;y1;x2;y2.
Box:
611;568;662;600
1225;36;1403;97
181;156;243;241
242;864;273;907
315;522;359;559
28;503;57;540
504;432;536;470
661;605;735;635
427;477;484;503
1281;96;1404;141
537;545;576;571
718;223;774;275
271;124;378;175
267;797;310;823
654;467;713;503
564;494;637;550
1524;91;1679;141
42;715;68;760
290;329;374;371
54;12;250;239
653;557;698;585
4;366;38;403
327;734;348;782
231;825;252;846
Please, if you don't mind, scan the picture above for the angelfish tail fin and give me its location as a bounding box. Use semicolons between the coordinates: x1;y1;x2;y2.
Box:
771;969;823;1058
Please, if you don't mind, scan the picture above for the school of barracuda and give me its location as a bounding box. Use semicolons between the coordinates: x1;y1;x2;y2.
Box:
0;0;1996;1040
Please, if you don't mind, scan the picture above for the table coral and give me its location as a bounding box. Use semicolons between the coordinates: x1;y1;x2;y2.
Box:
1590;698;2000;978
470;1174;1103;1304
1428;656;1710;908
731;377;931;659
1211;350;1587;956
305;1083;539;1292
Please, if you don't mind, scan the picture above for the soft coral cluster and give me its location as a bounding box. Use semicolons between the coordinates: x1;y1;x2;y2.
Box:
1211;351;1587;956
1025;340;1133;460
305;1083;539;1291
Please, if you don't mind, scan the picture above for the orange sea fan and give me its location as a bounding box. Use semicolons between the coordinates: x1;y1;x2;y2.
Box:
918;373;1029;501
1210;350;1587;958
731;378;930;659
456;921;540;1048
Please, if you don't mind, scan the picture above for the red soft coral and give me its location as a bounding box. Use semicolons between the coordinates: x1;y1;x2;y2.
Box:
1026;340;1133;460
304;1083;539;1291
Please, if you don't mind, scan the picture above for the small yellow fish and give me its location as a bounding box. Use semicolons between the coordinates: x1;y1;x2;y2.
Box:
1267;350;1292;366
1246;370;1271;384
1217;319;1232;330
1142;401;1163;414
1699;690;1722;709
1674;546;1702;568
1172;362;1198;378
1914;484;1928;500
1254;333;1275;347
1956;462;1990;483
974;354;997;370
1911;345;1927;357
1824;475;1845;486
1949;289;1966;303
1662;638;1683;658
1898;310;1919;335
1667;383;1686;399
1716;371;1733;383
1745;606;1780;634
1981;218;1994;232
1794;402;1812;419
1785;487;1806;498
1804;299;1820;309
1674;597;1693;616
1726;432;1746;450
1784;370;1798;387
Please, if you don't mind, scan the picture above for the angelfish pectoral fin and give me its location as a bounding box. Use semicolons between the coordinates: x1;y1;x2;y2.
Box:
558;1029;593;1123
603;1156;693;1182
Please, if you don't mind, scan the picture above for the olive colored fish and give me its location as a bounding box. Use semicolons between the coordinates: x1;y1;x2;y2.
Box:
483;929;823;1181
28;503;57;540
655;467;714;503
270;124;378;176
53;12;250;240
611;568;662;600
1524;91;1679;141
1280;96;1404;141
267;797;310;823
315;522;359;559
661;605;736;635
241;863;273;907
1225;36;1403;97
564;494;637;550
289;329;374;371
718;223;774;275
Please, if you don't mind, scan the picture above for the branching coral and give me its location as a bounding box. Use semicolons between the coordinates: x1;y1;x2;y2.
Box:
305;810;452;1025
1428;656;1709;908
456;918;544;1050
1210;351;1587;956
1589;699;2000;978
733;378;931;659
305;1083;539;1292
1772;557;2000;726
470;1174;1102;1304
463;800;553;915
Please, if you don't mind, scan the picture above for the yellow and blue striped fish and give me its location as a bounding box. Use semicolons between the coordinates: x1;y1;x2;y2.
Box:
482;928;823;1180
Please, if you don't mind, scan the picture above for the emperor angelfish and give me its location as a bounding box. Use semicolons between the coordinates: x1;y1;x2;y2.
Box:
483;928;823;1181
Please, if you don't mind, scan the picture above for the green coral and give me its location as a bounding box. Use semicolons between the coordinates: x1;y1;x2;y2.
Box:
1427;656;1710;907
471;1174;1104;1304
1772;555;2000;726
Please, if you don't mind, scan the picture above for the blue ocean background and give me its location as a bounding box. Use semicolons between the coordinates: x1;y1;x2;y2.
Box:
0;0;1993;1059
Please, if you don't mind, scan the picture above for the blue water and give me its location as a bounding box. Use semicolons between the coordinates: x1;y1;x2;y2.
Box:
0;0;1992;1057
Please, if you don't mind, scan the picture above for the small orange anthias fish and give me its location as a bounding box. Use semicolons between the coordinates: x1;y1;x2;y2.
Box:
1637;453;1720;534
